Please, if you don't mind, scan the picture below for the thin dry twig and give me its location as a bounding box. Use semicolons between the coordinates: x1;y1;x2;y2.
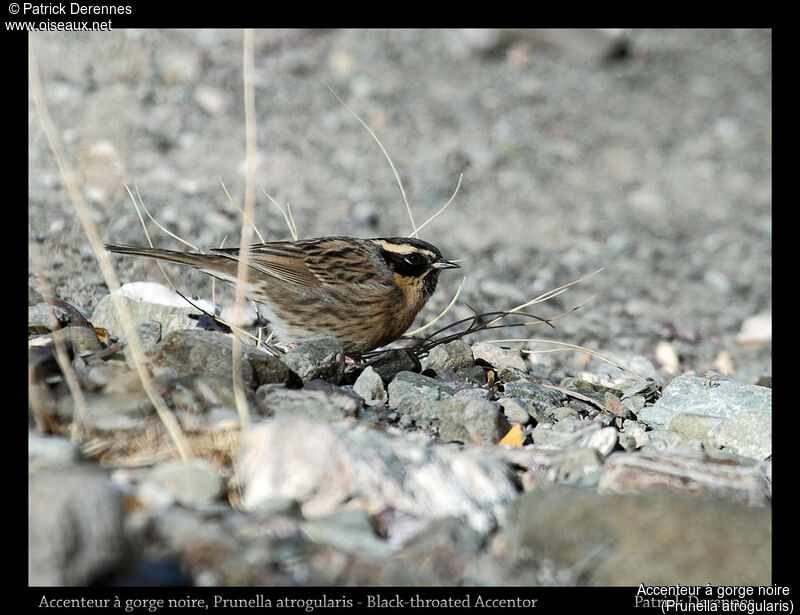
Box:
131;182;202;252
29;36;192;460
485;268;603;328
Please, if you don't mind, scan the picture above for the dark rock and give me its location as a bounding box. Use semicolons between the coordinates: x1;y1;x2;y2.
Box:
245;349;291;386
560;377;622;407
367;349;421;383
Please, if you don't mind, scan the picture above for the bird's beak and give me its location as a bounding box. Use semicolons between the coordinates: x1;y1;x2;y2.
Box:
432;258;460;270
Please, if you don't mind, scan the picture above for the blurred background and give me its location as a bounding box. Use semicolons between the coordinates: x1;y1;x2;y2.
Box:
28;29;772;381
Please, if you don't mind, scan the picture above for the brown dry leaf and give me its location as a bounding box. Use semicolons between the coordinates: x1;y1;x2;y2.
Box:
92;327;109;344
498;423;523;447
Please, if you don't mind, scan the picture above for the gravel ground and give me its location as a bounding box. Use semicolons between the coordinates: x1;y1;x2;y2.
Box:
29;28;771;380
28;29;772;589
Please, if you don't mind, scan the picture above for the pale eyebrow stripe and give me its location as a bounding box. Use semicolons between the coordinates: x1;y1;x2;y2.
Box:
373;239;435;258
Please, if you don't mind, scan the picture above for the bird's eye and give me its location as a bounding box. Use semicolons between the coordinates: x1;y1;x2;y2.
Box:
404;253;423;266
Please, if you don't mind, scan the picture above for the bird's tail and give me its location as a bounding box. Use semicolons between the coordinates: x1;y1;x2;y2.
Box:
105;244;240;278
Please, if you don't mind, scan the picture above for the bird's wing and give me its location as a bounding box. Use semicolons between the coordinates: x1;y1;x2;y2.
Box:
212;238;381;288
212;241;319;287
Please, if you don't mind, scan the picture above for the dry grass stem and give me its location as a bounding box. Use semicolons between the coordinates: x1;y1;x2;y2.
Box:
411;173;463;238
326;85;418;235
229;28;257;429
263;189;298;240
484;337;646;381
29;37;192;460
220;177;266;244
128;182;202;252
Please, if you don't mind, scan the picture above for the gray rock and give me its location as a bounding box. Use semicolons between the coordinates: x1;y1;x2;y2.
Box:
621;394;646;416
90;289;204;338
148;329;257;388
545;447;605;487
387;371;455;421
437;397;511;445
618;421;648;452
142;459;224;507
531;418;617;457
353;366;388;406
40;326;103;355
551;406;581;421
669;413;724;441
255;382;361;421
57;391;154;430
497;397;530;425
282;337;345;384
471;342;527;372
29;468;125;585
28;300;90;334
382;517;485;585
168;374;239;414
456;365;488;386
560;377;622;407
503;380;566;414
707;409;771;460
420;339;474;372
494;445;603;488
135;319;162;349
584;426;618;458
621;379;661;401
598;448;771;506
502;484;770;586
300;509;392;558
29;431;80;472
638;372;772;429
641;428;684;452
239;416;517;533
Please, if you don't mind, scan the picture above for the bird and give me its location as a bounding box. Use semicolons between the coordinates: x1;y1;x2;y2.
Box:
105;236;460;355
